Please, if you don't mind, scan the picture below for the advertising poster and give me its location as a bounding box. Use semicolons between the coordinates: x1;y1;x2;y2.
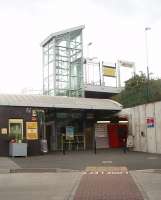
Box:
66;126;74;140
40;139;48;153
26;122;38;140
147;117;155;128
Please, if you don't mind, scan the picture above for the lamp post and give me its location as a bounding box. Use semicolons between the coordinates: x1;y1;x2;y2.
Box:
87;42;92;58
84;42;93;84
145;27;151;102
84;42;92;84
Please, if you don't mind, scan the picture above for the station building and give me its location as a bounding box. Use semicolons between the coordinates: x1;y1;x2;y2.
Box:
0;94;129;156
0;26;129;156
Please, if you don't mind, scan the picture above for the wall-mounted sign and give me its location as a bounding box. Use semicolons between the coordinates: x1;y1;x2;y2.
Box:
147;117;154;128
1;128;7;134
66;126;74;140
26;122;38;140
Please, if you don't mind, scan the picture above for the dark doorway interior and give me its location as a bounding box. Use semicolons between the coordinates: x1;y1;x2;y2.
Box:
46;125;52;151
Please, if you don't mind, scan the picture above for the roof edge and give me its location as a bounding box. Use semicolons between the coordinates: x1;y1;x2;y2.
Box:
40;25;85;47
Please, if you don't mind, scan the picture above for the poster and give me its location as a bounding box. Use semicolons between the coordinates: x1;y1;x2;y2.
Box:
26;122;38;140
40;139;48;153
127;135;134;147
147;117;154;128
66;126;74;140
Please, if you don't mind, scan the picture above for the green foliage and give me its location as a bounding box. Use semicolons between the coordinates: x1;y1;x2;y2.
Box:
112;72;161;108
125;72;147;90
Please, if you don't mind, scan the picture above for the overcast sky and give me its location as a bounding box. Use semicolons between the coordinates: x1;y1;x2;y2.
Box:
0;0;161;93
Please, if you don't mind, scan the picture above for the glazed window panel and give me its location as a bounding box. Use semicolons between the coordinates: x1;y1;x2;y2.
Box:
9;119;23;140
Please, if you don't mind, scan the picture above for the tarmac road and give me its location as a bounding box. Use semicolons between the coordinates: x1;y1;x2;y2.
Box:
11;149;161;171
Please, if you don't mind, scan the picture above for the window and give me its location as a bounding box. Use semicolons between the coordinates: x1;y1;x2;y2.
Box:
9;119;23;140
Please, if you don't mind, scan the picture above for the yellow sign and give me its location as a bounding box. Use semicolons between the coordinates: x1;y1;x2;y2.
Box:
27;122;37;129
26;122;38;140
103;66;116;77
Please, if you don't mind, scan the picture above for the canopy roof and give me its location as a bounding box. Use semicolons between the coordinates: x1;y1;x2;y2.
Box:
41;25;85;47
0;94;122;111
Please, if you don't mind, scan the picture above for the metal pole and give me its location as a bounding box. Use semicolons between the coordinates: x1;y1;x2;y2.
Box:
133;64;136;77
145;27;151;102
117;61;121;88
93;124;96;154
145;28;150;74
102;61;105;86
115;63;117;87
99;62;101;85
94;138;96;154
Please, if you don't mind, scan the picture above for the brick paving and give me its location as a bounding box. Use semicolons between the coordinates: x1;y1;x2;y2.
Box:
74;167;144;200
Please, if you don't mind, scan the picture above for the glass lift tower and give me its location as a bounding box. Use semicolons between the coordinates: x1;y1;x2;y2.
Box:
41;25;85;97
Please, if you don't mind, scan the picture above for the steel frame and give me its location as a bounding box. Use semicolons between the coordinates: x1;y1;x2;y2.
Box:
42;28;84;97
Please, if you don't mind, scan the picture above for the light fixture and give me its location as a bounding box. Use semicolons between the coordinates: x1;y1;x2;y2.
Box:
97;121;111;123
119;120;128;123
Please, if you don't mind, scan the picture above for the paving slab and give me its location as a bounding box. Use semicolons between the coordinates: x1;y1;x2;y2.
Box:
130;170;161;200
0;172;82;200
0;157;20;173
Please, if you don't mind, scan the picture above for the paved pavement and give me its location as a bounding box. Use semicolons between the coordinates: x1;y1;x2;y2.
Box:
0;172;82;200
0;157;20;173
0;149;161;199
131;169;161;200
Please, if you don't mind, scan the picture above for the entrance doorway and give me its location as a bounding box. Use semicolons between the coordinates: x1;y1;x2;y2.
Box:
94;121;128;150
108;124;128;148
45;121;56;152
